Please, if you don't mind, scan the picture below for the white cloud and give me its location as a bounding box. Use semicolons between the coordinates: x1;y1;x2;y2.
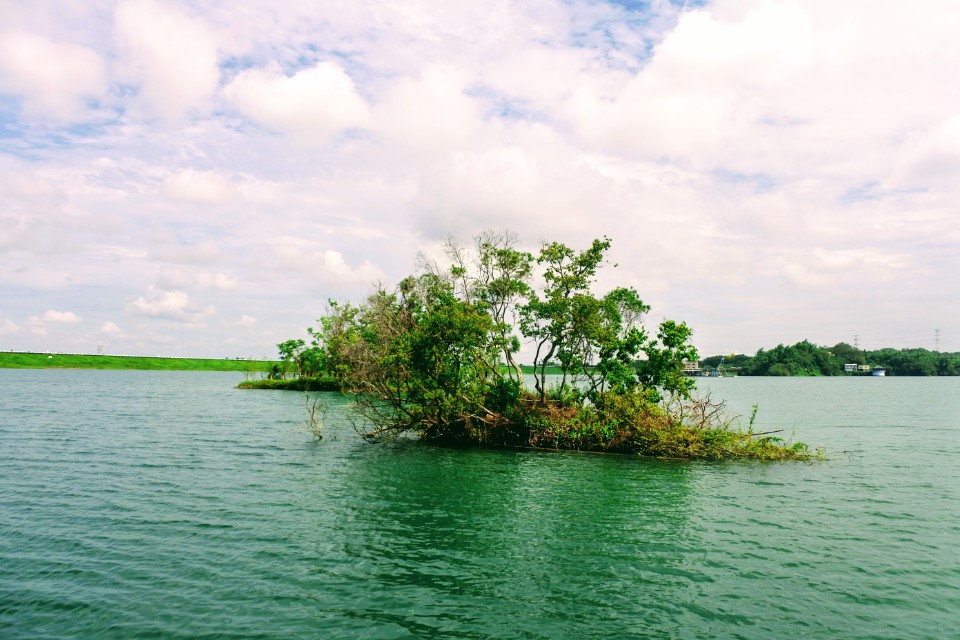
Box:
162;170;236;204
555;0;960;196
40;310;82;323
0;30;107;120
195;272;238;290
267;239;384;290
373;65;482;157
407;128;623;241
129;288;189;318
149;239;226;267
128;286;214;322
565;1;816;161
238;315;256;329
0;318;18;335
898;115;960;185
101;321;124;335
115;0;220;120
224;61;370;142
153;269;237;291
311;249;383;289
155;270;198;291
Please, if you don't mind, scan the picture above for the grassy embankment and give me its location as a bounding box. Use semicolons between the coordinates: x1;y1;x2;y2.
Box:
0;351;275;372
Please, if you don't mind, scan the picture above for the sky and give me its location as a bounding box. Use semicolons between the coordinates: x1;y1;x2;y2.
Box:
1;0;959;360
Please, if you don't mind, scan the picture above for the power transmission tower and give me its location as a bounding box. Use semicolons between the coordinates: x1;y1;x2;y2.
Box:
854;334;859;350
935;328;941;352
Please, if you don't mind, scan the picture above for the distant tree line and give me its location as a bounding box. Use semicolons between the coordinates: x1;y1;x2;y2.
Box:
702;341;960;376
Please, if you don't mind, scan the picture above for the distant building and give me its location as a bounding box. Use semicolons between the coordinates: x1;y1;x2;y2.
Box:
844;363;858;372
682;359;701;376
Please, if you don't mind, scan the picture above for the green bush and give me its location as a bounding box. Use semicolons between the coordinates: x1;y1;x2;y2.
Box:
283;231;816;461
238;377;340;391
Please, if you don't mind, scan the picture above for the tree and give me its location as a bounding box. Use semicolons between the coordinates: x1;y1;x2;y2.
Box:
305;232;706;452
276;337;324;378
312;272;506;442
425;231;533;384
702;343;960;377
278;231;818;458
830;342;864;366
276;339;304;378
636;319;698;400
519;237;614;402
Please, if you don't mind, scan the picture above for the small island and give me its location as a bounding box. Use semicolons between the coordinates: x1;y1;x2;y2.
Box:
262;232;817;461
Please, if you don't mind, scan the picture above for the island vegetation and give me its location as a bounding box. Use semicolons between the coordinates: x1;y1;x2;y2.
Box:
702;341;960;377
275;232;817;460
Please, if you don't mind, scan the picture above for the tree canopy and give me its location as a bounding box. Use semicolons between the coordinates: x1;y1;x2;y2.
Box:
701;341;960;376
279;232;815;460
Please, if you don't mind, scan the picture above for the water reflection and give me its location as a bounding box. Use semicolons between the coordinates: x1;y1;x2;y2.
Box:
329;432;698;638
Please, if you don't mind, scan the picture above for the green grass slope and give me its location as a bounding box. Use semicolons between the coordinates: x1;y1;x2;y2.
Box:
0;352;276;372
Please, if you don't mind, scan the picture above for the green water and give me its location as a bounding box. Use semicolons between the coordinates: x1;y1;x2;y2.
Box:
1;371;958;639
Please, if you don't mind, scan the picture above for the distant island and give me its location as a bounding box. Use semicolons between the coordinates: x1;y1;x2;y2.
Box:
699;341;960;377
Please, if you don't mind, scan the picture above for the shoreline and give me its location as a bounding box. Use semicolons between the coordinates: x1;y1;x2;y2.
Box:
0;351;277;372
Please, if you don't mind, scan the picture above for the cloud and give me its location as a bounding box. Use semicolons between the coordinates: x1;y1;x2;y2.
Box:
195;272;238;290
115;0;220;120
0;319;18;335
101;321;124;335
129;288;189;318
40;310;82;323
898;115;960;186
128;286;214;322
266;238;384;291
224;61;370;142
238;315;256;329
153;269;238;291
373;65;482;157
408;136;616;240
0;30;107;120
565;1;816;161
162;170;236;204
149;238;226;267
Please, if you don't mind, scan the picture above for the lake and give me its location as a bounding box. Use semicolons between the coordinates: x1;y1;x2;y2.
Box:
1;371;958;639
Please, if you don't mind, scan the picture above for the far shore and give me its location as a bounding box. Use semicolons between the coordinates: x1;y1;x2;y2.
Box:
0;351;277;372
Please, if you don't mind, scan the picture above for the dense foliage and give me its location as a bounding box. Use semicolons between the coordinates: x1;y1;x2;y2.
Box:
287;232;815;460
703;341;960;376
867;348;960;376
237;377;339;391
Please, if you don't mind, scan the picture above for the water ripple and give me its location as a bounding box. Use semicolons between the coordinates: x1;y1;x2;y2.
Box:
2;371;959;639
